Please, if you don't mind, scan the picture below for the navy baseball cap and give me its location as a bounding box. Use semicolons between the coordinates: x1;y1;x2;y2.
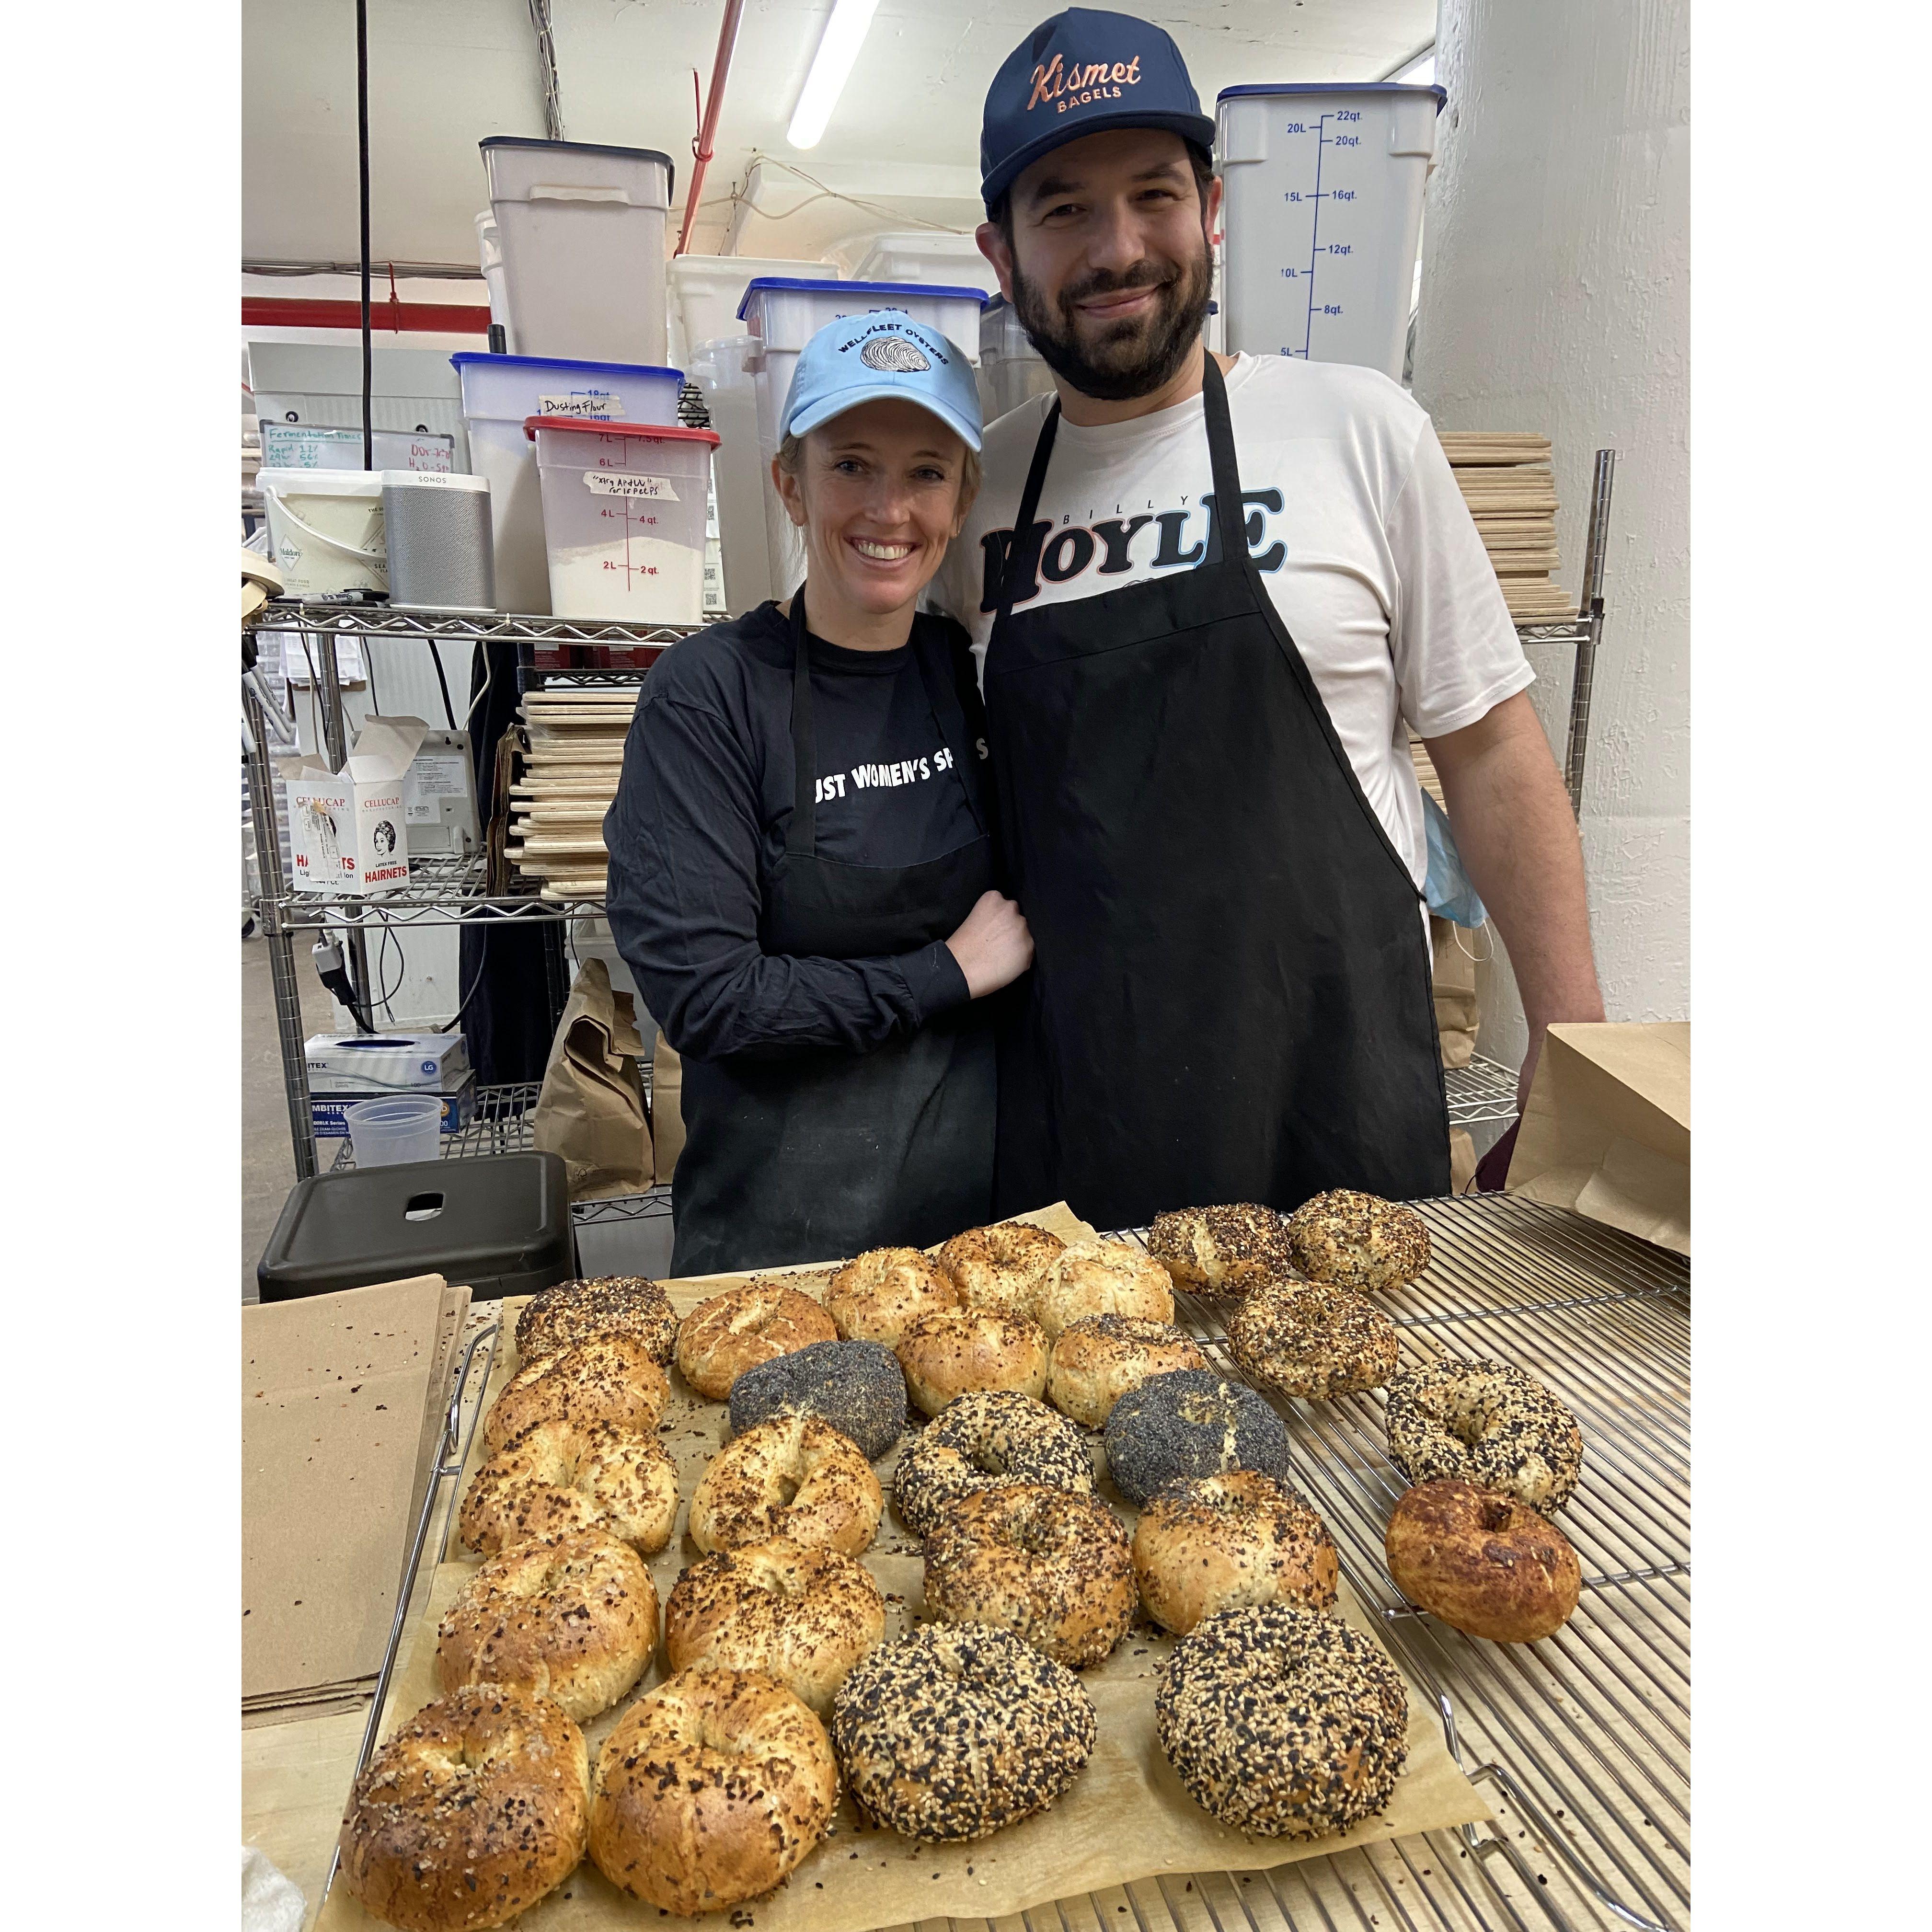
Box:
980;9;1215;210
779;310;984;452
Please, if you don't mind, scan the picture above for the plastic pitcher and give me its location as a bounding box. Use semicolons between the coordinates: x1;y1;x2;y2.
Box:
258;470;388;596
345;1095;444;1168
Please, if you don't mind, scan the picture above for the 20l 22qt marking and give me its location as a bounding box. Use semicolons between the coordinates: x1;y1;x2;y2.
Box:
1275;111;1360;357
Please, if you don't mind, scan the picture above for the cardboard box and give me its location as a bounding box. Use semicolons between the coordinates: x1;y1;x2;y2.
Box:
280;714;428;895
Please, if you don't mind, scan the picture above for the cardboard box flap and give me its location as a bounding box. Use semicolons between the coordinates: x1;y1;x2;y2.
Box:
346;714;429;783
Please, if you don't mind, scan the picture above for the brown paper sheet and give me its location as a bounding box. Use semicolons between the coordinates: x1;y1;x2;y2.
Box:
1507;1022;1690;1254
533;958;653;1201
1429;915;1482;1069
651;1031;685;1182
318;1207;1488;1932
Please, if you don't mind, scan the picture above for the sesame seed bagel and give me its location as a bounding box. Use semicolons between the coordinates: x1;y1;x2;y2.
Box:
934;1220;1066;1316
825;1246;963;1346
664;1536;886;1713
1384;1358;1584;1513
459;1418;679;1560
436;1529;660;1722
516;1276;678;1369
1155;1604;1409;1839
1132;1472;1339;1635
895;1307;1049;1416
1384;1479;1582;1644
1102;1368;1293;1509
589;1666;838;1916
674;1280;839;1402
923;1483;1136;1667
338;1683;589;1932
482;1333;670;1453
893;1389;1096;1538
1030;1238;1176;1341
728;1337;908;1460
1226;1279;1401;1401
830;1623;1097;1841
1046;1313;1209;1429
688;1412;883;1557
1286;1190;1431;1294
1147;1203;1298;1297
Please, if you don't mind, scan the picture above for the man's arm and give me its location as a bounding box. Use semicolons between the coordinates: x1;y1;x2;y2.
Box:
1424;692;1605;1106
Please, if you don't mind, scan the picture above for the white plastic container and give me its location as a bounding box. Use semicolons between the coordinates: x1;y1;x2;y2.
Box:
737;278;989;597
475;210;512;351
452;353;684;612
482;138;674;366
258;470;388;596
527;417;720;623
688;335;776;616
259;423;455;473
345;1094;444;1168
668;256;832;368
1216;83;1444;380
975;296;1056;424
847;231;1000;296
248;342;470;469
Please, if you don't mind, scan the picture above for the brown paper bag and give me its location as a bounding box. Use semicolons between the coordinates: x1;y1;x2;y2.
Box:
532;958;652;1199
1449;1126;1478;1194
1507;1021;1689;1253
1430;915;1482;1068
651;1030;685;1181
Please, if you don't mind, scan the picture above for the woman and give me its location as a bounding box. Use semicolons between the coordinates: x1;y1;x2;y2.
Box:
605;311;1032;1274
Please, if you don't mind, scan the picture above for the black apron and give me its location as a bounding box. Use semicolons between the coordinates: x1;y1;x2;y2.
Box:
670;591;999;1275
983;354;1449;1230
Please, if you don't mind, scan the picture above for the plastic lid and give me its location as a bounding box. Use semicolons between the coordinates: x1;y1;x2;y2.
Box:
255;469;384;495
380;470;489;490
1216;82;1448;110
449;351;684;382
523;416;720;445
478;135;676;201
736;276;994;321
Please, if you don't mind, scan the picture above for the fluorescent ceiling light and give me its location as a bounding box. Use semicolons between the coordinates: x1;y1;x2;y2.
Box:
788;0;881;150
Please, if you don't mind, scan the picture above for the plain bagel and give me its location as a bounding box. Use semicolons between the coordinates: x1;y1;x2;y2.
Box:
1131;1471;1339;1634
338;1684;589;1932
1384;1478;1582;1643
589;1666;838;1916
458;1418;679;1559
935;1221;1067;1316
674;1280;839;1401
1045;1313;1208;1429
482;1333;669;1452
1226;1278;1400;1400
1030;1239;1175;1340
688;1412;883;1556
1286;1190;1432;1294
825;1246;963;1346
895;1307;1049;1415
1147;1203;1298;1297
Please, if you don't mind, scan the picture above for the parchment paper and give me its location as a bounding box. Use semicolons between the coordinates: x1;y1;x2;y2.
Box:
318;1208;1490;1931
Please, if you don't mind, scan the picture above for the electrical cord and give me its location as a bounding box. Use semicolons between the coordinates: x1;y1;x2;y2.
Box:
430;642;458;730
356;0;373;471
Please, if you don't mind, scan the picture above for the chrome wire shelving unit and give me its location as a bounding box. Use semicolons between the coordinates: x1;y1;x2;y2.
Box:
1443;1054;1522;1129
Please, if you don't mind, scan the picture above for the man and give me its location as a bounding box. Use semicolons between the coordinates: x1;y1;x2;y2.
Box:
930;9;1605;1227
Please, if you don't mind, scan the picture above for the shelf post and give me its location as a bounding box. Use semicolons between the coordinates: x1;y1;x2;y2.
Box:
316;625;377;1033
1564;449;1616;820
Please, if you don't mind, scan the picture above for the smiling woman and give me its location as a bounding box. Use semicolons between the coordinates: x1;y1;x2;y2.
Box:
604;309;1034;1276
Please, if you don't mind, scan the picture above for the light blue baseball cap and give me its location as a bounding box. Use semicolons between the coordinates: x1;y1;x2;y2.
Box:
779;309;983;452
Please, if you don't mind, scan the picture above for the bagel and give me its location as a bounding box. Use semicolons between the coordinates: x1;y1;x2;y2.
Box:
923;1484;1136;1667
589;1666;838;1916
1384;1358;1584;1513
482;1333;669;1453
688;1412;883;1556
825;1246;963;1346
1131;1472;1338;1634
1286;1190;1431;1293
895;1307;1049;1416
664;1536;886;1713
935;1221;1066;1316
1147;1203;1298;1297
459;1418;679;1559
674;1279;839;1401
1102;1368;1292;1509
1156;1604;1409;1839
1226;1279;1400;1400
435;1529;659;1722
728;1337;907;1460
830;1623;1097;1841
1045;1313;1208;1429
338;1684;588;1932
516;1276;678;1369
1384;1479;1582;1643
893;1389;1095;1538
1029;1239;1175;1340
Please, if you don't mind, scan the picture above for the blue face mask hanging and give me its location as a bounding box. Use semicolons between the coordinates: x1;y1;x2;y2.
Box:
1421;791;1489;930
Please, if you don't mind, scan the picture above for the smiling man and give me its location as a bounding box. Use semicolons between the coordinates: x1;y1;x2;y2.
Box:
930;9;1606;1227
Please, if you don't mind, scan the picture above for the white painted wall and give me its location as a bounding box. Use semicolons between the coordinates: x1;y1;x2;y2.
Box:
1412;0;1690;1072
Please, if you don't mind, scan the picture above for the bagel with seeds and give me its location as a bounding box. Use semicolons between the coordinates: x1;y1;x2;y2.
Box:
1131;1472;1338;1634
516;1275;678;1369
1045;1313;1208;1429
1029;1238;1175;1340
825;1246;963;1346
934;1221;1065;1316
482;1333;669;1452
1383;1358;1584;1513
895;1307;1049;1415
893;1389;1094;1538
1226;1278;1400;1400
1286;1190;1431;1293
459;1417;679;1559
1147;1203;1298;1297
674;1279;839;1401
688;1412;883;1556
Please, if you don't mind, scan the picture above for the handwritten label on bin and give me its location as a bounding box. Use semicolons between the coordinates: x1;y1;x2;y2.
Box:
585;472;680;500
538;390;624;419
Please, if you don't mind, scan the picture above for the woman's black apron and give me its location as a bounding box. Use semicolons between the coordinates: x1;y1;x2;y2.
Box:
982;354;1448;1231
670;591;998;1275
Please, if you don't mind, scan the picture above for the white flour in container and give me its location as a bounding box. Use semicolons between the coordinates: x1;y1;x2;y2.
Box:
546;537;706;622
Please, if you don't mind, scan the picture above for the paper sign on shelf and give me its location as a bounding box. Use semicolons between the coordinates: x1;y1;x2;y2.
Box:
585;472;678;499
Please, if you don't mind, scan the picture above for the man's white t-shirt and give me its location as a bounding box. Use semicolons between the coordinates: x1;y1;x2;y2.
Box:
929;352;1532;890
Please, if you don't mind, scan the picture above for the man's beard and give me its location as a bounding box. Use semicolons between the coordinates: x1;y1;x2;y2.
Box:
1010;233;1213;402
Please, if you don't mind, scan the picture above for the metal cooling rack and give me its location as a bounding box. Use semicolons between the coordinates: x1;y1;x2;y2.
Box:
1443;1055;1522;1129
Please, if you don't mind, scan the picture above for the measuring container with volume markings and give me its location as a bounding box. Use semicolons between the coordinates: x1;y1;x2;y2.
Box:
526;417;719;623
1216;83;1446;380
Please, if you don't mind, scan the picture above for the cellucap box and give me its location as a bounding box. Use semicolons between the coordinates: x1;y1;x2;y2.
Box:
278;714;429;896
305;1031;472;1094
310;1071;476;1140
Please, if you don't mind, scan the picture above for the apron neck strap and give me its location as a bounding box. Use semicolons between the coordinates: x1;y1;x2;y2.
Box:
787;588;817;856
995;398;1062;629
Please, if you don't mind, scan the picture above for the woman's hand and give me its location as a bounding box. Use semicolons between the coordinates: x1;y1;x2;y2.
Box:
945;891;1034;999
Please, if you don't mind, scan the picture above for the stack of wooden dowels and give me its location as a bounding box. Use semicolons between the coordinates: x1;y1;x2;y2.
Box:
1438;432;1575;622
508;686;640;902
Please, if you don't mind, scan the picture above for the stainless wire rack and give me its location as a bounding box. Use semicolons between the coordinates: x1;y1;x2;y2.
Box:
1443;1055;1522;1129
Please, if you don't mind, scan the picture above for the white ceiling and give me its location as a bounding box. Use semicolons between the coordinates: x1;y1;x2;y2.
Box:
243;0;1435;266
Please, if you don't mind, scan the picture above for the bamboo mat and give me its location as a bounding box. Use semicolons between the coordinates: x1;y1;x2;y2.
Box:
1438;432;1576;621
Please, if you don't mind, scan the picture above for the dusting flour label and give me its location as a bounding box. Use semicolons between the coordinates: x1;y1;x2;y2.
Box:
585;472;680;500
537;390;625;419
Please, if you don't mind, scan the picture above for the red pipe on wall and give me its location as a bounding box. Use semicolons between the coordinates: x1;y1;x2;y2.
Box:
677;0;746;256
242;296;492;334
